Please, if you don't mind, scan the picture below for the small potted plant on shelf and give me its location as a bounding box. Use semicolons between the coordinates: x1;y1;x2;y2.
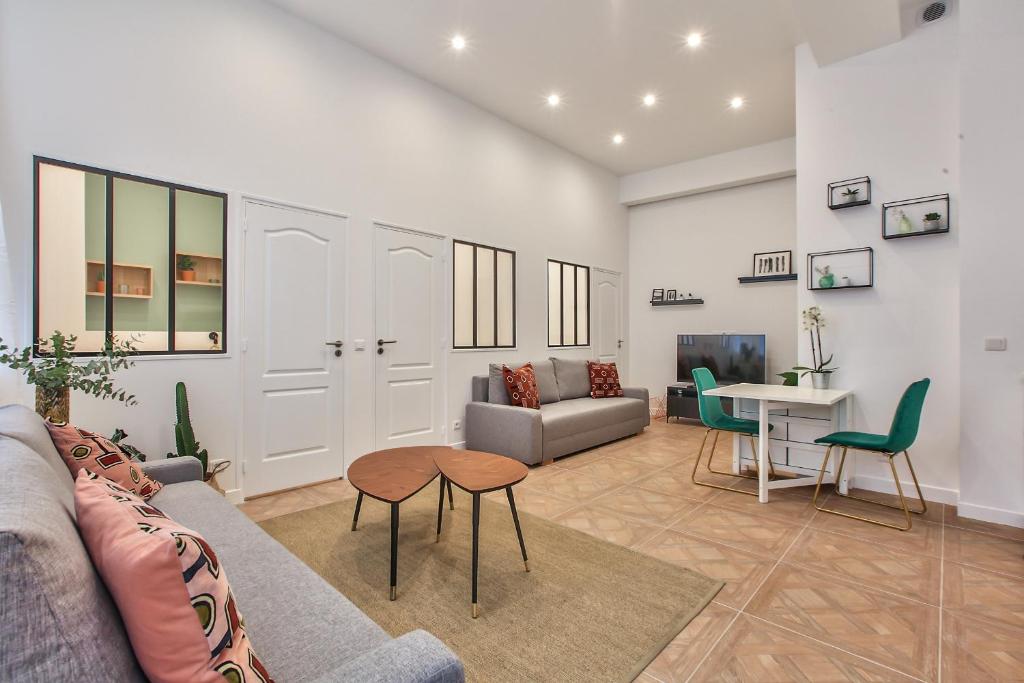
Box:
96;269;105;294
814;264;835;289
841;186;860;203
0;331;138;422
177;254;196;281
922;212;942;231
790;306;838;389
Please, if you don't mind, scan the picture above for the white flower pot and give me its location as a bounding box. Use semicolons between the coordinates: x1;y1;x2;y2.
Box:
811;372;831;390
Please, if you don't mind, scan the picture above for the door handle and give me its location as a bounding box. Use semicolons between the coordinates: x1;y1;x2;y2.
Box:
325;340;343;357
377;339;397;355
617;339;625;348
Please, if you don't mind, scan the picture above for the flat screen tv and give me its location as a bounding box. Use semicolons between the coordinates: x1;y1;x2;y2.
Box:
676;334;766;385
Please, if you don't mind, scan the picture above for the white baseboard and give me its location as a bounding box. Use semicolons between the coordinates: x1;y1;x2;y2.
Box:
955;500;1024;529
447;440;466;449
849;473;959;506
224;488;244;505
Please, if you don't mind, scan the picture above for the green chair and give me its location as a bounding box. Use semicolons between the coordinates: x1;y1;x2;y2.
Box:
690;367;776;496
811;378;930;531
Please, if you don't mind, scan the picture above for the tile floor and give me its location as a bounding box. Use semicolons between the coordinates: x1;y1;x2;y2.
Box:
240;420;1024;682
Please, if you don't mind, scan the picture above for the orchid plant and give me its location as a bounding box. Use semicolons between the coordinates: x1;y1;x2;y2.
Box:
792;306;838;378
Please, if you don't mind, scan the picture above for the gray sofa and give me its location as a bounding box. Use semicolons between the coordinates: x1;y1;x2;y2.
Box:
465;358;650;465
0;404;463;683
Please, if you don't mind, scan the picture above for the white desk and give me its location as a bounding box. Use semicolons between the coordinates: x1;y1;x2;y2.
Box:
701;383;854;503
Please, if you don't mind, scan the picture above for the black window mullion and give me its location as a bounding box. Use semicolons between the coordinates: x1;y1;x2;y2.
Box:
471;245;478;348
104;176;114;346
511;251;517;348
492;248;498;347
168;189;176;353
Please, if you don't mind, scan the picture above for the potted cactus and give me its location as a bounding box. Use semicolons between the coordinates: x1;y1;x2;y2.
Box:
177;254;196;282
96;269;106;294
166;381;229;487
923;212;942;231
841;186;860;203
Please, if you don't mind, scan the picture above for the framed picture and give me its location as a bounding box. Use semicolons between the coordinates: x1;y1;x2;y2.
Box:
666;289;677;301
753;250;792;276
651;288;664;302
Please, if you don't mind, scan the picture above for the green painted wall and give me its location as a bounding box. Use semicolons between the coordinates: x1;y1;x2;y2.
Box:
84;172;106;330
175;190;223;333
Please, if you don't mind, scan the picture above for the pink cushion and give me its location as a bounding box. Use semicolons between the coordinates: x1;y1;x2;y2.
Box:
75;470;273;683
46;420;162;499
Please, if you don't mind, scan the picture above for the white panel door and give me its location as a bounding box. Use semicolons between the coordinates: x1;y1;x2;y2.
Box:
374;225;446;449
242;200;346;497
594;269;624;365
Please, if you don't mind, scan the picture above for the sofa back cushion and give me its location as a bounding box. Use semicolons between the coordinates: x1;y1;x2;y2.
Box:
489;360;560;404
551;358;593;400
0;434;144;681
0;405;74;511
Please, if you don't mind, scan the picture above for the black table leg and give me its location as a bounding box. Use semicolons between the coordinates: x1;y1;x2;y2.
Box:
471;492;480;618
436;476;446;542
447;478;455;510
389;502;399;601
506;486;529;572
351;491;364;531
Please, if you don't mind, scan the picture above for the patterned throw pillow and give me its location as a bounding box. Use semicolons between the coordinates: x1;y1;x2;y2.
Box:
75;470;273;683
46;420;162;499
502;362;541;409
587;361;624;398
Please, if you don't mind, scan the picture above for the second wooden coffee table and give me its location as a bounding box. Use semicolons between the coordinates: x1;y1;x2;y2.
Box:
434;448;529;619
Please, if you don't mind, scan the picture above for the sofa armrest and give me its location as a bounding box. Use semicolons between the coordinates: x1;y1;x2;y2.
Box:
141;456;204;484
465;401;543;465
622;387;651;427
306;630;464;683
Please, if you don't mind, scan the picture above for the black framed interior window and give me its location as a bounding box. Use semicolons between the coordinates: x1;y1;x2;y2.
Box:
33;156;227;356
547;259;590;347
452;239;516;349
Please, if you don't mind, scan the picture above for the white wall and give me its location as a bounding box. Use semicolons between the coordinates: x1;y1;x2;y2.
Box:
0;0;627;499
628;177;797;397
795;11;961;502
957;1;1024;526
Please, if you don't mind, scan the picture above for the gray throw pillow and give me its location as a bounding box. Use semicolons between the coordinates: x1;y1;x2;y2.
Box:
551;357;593;400
488;361;561;405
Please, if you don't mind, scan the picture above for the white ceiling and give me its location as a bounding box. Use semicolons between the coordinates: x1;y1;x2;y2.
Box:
268;0;908;175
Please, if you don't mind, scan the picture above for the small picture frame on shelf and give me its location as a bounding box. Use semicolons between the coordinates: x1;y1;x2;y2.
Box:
753;250;791;276
666;289;677;301
827;176;871;209
882;194;950;239
651;288;664;302
807;247;874;291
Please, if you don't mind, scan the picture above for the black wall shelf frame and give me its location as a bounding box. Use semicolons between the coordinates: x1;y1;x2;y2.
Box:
881;193;951;240
828;176;871;210
738;274;798;284
651;298;704;306
807;247;874;291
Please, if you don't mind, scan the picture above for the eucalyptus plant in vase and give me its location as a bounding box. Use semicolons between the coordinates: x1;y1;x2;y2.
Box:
0;331;138;422
791;306;838;389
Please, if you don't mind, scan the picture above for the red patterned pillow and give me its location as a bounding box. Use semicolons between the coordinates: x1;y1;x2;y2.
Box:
587;361;624;398
75;470;273;683
46;420;162;499
502;362;541;409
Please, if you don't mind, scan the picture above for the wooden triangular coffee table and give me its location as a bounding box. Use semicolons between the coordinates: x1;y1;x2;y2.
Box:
347;446;528;617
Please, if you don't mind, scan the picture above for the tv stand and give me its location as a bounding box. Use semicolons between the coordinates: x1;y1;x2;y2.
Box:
667;383;732;422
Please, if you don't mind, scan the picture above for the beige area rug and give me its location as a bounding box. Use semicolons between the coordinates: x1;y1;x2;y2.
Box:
259;486;722;683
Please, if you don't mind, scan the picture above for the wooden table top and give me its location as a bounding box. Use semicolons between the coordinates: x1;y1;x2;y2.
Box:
347;446;443;503
434;448;528;494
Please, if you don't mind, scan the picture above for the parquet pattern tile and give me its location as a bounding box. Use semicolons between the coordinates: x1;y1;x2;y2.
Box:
240;419;1024;682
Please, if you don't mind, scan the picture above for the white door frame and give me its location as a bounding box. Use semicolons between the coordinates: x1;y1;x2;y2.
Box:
239;194;349;498
371;220;449;450
592;266;626;374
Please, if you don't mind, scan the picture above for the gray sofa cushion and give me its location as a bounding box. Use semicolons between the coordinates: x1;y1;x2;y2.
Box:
551;358;593;400
539;397;647;442
151;481;391;681
0;405;74;507
489;360;560;405
0;435;143;682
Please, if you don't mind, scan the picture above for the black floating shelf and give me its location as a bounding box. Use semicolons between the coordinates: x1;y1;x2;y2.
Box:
882;193;951;240
650;298;704;306
828;176;871;210
738;274;798;284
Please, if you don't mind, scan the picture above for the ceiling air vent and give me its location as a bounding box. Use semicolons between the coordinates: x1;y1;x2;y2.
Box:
922;2;947;23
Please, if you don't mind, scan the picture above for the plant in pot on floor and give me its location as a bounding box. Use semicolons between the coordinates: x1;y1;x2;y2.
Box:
177;254;196;282
790;306;838;389
166;381;229;488
0;331;138;422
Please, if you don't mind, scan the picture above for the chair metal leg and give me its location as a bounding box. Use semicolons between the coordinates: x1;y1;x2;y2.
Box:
691;428;759;497
813;446;927;532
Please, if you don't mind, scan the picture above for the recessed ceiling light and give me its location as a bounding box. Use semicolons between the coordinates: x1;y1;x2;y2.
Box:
612;133;624;145
642;93;657;107
729;96;745;110
546;93;561;107
686;32;703;48
450;34;467;51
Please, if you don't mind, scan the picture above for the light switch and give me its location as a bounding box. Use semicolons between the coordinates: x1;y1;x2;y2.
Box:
984;337;1007;351
354;339;366;351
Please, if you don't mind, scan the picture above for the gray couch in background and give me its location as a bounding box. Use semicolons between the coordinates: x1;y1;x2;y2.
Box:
0;405;463;683
465;358;650;465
